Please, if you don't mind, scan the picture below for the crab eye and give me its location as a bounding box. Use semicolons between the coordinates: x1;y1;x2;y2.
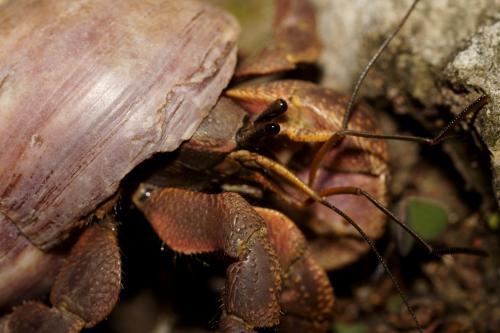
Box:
133;184;154;205
264;123;280;136
142;190;151;200
140;188;152;201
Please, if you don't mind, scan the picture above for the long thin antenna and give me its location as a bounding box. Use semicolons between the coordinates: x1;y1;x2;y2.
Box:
342;0;421;129
229;150;424;332
309;0;421;188
318;198;423;332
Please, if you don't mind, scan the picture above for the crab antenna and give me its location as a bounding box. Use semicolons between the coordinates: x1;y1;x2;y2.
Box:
342;0;421;129
230;150;423;332
318;198;423;333
308;0;421;188
317;187;489;257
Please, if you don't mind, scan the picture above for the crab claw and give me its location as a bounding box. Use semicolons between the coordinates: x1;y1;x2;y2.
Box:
227;80;391;270
134;186;282;330
256;207;334;332
133;185;334;332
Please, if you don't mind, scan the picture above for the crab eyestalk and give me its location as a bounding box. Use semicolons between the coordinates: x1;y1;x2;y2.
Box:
236;98;288;148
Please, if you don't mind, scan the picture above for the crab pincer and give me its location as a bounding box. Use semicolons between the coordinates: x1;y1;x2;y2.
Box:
132;185;333;332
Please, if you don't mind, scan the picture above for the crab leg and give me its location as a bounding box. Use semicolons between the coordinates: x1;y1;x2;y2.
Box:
255;207;334;333
133;187;282;332
0;222;121;333
133;185;335;332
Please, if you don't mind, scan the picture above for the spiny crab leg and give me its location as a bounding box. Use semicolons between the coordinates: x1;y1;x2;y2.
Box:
0;220;121;333
133;186;280;332
232;150;486;258
255;207;334;332
228;149;424;332
228;148;489;331
309;94;490;187
132;184;334;332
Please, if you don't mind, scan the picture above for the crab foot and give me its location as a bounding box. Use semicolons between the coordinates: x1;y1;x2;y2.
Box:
0;222;121;333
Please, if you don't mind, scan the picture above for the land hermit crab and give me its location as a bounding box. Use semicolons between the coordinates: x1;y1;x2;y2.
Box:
0;0;490;332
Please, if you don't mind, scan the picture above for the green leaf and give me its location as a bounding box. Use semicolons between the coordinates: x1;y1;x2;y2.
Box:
206;0;274;53
406;197;448;241
385;294;403;314
333;322;369;333
488;212;499;230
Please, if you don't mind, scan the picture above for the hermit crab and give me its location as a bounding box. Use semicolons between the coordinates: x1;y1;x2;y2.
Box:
0;0;489;332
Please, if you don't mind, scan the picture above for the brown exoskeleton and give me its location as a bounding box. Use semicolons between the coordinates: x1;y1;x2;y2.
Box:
127;0;489;332
0;0;490;332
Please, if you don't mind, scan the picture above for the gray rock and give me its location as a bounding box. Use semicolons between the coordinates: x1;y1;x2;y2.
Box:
312;0;500;206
